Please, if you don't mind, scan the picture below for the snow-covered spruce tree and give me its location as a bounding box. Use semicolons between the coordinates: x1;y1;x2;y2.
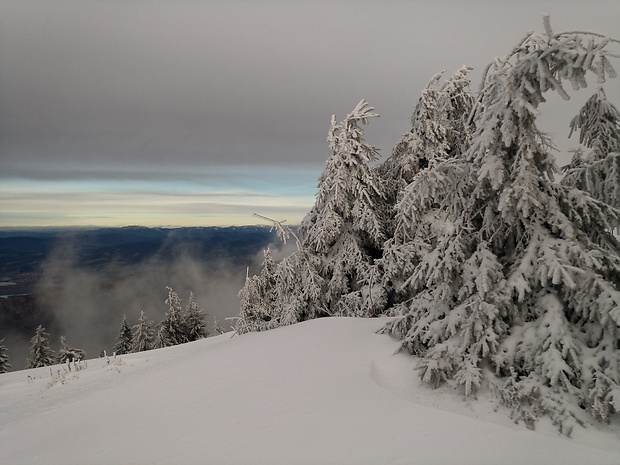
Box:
380;67;475;205
153;324;171;349
440;66;477;160
384;19;620;433
266;217;324;325
299;100;387;317
184;292;208;341
0;339;10;373
380;72;447;205
237;102;386;327
132;310;154;352
236;248;280;334
154;287;187;348
235;218;323;334
113;315;134;355
26;325;55;369
561;87;620;213
57;336;85;364
380;68;476;308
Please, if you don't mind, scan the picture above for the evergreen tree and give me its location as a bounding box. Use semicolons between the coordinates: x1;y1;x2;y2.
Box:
381;72;444;197
568;87;620;161
114;315;134;355
154;287;186;348
384;18;620;433
236;249;279;334
184;292;208;341
299;100;387;316
269;219;324;325
132;311;154;352
236;101;387;329
57;336;85;364
380;67;476;309
153;325;170;349
440;66;477;160
236;220;323;334
0;339;10;373
561;88;620;214
380;67;475;204
26;325;55;369
272;242;324;323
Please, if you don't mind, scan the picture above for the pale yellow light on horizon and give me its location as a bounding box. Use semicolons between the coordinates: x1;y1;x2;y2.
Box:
0;184;314;228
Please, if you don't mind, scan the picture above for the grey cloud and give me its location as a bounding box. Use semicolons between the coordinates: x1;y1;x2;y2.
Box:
1;0;619;179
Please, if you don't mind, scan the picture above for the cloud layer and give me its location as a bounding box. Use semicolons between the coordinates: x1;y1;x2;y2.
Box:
1;0;619;226
0;166;318;226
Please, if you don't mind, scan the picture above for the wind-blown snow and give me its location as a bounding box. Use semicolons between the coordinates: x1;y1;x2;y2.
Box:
1;317;619;464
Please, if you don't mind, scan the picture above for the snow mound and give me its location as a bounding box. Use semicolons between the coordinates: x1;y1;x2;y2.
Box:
1;317;619;465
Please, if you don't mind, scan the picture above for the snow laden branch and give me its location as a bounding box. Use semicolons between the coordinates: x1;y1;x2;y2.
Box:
252;213;302;250
477;15;619;100
345;99;379;124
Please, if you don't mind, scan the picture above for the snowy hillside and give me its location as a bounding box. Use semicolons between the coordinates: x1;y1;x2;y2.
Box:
1;317;619;465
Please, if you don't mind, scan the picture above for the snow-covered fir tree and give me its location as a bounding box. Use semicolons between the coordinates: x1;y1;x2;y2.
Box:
561;87;620;214
184;292;208;341
57;336;85;364
26;325;55;369
236;221;323;334
380;72;446;203
440;66;477;160
114;315;134;355
384;18;620;433
379;67;476;308
132;310;154;352
236;102;387;329
299;100;387;317
153;325;170;349
271;242;324;324
236;248;279;334
380;67;475;205
154;287;187;348
0;339;10;373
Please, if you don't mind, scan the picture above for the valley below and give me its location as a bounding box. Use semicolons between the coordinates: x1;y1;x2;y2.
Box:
0;226;280;370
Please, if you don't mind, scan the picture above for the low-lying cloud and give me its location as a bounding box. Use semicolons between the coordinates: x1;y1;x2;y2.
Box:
12;233;276;365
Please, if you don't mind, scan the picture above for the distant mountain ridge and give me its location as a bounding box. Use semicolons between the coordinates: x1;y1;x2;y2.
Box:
0;225;275;295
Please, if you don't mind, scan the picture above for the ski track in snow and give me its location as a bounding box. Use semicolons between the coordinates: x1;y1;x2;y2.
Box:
1;317;619;465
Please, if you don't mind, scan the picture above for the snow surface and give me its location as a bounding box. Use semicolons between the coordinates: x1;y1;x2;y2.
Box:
1;317;619;465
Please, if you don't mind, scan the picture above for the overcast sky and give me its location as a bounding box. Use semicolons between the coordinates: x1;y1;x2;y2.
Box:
1;0;619;227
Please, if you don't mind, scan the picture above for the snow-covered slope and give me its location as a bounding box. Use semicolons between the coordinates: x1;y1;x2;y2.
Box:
1;317;619;465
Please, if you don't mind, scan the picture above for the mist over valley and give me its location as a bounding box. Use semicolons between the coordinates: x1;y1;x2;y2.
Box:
0;225;286;370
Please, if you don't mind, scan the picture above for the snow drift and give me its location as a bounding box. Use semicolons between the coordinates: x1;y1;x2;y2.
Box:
1;317;619;464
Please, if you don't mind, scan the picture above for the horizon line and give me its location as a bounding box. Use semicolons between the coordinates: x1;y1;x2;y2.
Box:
0;223;303;231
